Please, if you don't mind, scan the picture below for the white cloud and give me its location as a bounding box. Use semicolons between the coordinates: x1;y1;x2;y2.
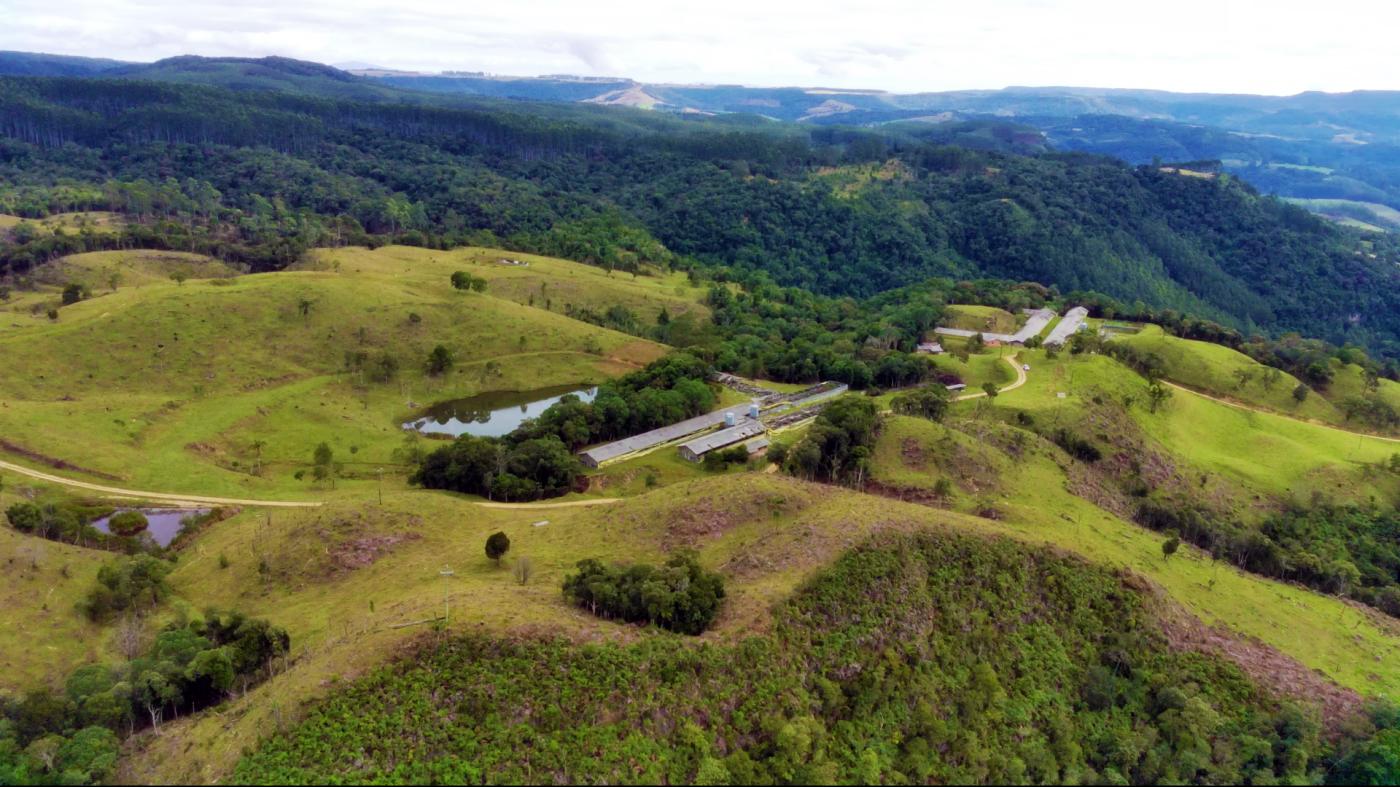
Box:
3;0;1397;94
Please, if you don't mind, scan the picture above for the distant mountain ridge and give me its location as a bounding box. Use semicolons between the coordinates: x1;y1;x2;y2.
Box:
3;49;1400;214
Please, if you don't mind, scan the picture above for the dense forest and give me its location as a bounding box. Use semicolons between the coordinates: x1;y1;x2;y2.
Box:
1;72;1397;356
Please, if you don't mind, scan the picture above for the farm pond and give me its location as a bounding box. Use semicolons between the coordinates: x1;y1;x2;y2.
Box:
403;385;598;438
91;508;210;547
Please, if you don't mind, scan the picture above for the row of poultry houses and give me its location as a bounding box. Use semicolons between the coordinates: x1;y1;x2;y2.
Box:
931;306;1088;347
577;381;848;468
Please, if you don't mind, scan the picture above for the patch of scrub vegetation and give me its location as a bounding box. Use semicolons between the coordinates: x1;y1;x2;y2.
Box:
233;531;1353;785
870;415;1015;503
31;250;238;291
940;303;1021;334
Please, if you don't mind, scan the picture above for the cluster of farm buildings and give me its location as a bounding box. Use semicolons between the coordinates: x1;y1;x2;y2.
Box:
575;307;1088;469
925;306;1088;350
578;378;848;468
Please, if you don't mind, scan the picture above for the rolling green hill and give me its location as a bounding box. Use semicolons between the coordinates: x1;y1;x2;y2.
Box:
0;246;674;498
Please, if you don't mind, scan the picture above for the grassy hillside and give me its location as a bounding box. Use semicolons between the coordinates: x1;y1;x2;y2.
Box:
106;452;1400;782
869;409;1400;697
0;245;678;498
0;519;110;689
307;245;711;326
1116;325;1346;422
1114;324;1400;433
941;304;1020;334
232;529;1327;785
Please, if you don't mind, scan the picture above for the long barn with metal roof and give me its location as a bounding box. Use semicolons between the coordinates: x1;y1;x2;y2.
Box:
577;406;757;467
677;420;767;462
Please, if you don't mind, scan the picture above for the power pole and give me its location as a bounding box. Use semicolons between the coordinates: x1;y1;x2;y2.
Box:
439;565;455;625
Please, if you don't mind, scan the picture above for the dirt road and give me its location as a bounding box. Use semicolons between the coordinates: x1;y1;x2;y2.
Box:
953;354;1027;401
0;458;323;508
0;457;626;510
1161;381;1400;444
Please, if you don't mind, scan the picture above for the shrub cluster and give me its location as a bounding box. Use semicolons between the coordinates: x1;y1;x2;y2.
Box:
562;553;725;635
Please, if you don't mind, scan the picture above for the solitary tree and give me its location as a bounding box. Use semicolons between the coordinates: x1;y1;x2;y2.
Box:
61;283;86;305
169;271;188;287
1147;382;1173;413
485;531;511;567
1162;533;1181;561
450;271;472;290
1292;383;1310;404
297;297;314;321
426;345;454;377
981;382;999;400
312;442;334;487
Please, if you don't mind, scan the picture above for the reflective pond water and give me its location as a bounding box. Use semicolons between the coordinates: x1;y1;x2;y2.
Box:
92;508;210;547
403;385;598;438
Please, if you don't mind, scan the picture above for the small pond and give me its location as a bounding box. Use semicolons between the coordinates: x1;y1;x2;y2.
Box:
92;508;210;548
403;385;598;438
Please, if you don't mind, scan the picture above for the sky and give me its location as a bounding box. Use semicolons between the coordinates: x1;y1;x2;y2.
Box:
3;0;1397;95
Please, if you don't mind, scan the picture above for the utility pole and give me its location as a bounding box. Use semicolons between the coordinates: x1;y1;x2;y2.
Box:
439;565;455;625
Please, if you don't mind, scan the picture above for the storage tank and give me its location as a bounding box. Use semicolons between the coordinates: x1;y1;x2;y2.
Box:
724;411;736;427
748;403;760;419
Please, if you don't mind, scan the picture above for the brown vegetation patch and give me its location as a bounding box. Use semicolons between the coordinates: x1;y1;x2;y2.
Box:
661;485;823;552
1156;598;1363;734
1069;399;1242;515
900;437;925;467
1064;459;1136;519
330;533;423;572
265;508;425;585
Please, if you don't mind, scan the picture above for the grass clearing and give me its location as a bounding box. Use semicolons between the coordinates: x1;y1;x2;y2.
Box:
0;246;671;499
941;303;1020;334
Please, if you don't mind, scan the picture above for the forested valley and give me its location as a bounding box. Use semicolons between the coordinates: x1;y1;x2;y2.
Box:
2;73;1397;357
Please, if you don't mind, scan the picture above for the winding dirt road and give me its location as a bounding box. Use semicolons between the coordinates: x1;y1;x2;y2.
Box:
953;353;1028;401
1160;381;1400;444
0;458;323;508
0;458;624;510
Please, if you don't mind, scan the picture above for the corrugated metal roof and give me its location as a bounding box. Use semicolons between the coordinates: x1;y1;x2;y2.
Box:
744;437;771;453
578;407;751;466
678;420;766;456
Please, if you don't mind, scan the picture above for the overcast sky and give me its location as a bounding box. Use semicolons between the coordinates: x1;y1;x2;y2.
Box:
4;0;1396;95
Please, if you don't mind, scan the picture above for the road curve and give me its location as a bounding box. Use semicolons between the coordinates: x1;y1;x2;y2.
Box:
953;354;1028;401
1160;381;1400;444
